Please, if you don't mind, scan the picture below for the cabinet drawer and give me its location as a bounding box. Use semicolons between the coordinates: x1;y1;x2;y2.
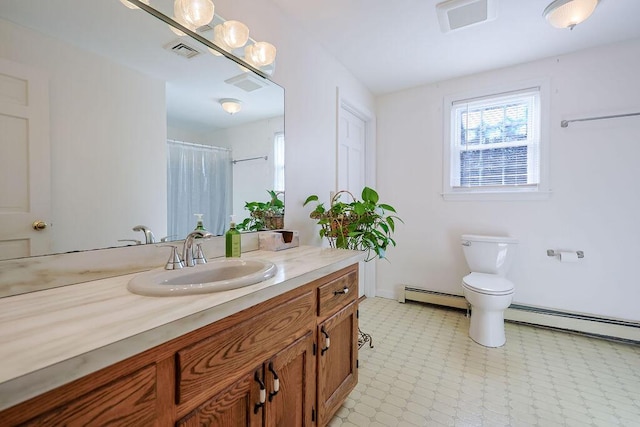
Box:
317;268;357;318
176;291;315;405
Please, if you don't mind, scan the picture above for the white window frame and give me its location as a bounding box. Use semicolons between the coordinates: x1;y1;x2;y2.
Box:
273;132;285;192
442;79;551;201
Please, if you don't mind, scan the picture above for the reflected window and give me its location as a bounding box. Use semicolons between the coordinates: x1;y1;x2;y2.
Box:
274;132;285;192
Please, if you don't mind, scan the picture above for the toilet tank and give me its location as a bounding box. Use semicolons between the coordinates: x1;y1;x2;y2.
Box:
461;234;518;276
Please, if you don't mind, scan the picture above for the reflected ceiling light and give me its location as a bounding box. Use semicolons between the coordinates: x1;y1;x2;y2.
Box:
174;0;215;28
244;42;277;67
543;0;599;30
119;0;149;10
220;98;242;115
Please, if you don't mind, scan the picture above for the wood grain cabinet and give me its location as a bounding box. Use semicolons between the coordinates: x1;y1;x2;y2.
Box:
0;264;359;427
315;268;358;426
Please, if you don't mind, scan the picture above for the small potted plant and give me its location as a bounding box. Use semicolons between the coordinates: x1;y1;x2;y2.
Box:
237;190;285;231
303;187;402;261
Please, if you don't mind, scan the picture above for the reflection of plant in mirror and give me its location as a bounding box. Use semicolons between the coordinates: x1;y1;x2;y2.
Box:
237;190;285;231
303;187;402;262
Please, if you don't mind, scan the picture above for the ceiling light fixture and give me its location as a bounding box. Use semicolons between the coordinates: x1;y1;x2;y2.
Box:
244;42;277;67
174;0;215;28
220;98;242;115
543;0;599;30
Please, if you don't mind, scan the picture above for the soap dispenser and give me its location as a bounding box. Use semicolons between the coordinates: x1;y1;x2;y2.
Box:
225;215;241;257
194;213;206;231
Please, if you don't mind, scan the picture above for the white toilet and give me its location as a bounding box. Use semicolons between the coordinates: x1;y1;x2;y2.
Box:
461;234;518;347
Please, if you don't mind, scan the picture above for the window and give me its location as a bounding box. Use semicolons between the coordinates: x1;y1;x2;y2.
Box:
443;83;549;200
273;132;285;192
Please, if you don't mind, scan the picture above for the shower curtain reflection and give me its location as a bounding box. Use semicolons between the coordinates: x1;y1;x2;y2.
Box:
167;140;232;238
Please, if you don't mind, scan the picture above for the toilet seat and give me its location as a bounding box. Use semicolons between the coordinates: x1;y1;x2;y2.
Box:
462;272;514;296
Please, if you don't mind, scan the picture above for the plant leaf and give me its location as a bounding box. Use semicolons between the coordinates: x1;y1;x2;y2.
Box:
378;203;396;213
361;187;379;204
303;195;319;206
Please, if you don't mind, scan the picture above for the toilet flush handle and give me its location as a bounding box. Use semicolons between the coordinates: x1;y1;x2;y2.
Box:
462;240;471;246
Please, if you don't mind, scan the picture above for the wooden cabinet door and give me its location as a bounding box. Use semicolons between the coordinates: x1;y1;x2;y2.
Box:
177;367;264;427
265;332;315;427
316;302;358;426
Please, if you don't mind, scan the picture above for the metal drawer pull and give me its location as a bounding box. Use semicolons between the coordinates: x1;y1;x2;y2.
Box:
321;326;330;355
334;286;349;295
254;371;266;414
268;362;280;401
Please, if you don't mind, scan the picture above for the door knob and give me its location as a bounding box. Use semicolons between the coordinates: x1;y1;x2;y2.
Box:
32;220;47;230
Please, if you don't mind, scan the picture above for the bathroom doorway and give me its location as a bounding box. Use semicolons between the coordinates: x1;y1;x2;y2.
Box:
0;59;51;260
336;91;376;298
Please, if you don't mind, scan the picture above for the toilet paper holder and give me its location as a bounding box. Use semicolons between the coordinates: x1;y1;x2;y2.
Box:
547;249;584;259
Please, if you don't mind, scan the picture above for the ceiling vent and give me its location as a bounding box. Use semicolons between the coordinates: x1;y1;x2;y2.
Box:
436;0;497;33
163;39;202;59
224;73;268;92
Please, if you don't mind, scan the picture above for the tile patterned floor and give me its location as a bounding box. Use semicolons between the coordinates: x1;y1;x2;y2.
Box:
330;297;640;427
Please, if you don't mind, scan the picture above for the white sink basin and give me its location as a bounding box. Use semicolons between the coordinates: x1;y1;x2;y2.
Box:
127;258;277;296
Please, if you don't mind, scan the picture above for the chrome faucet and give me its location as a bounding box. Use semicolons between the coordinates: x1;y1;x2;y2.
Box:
133;225;156;244
182;230;213;267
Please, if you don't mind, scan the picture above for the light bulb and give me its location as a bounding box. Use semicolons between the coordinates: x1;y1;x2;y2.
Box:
174;0;215;28
212;24;233;53
221;21;250;49
170;1;197;36
244;42;277;67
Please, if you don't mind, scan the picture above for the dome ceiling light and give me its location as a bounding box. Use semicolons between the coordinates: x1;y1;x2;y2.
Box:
543;0;600;30
220;98;242;115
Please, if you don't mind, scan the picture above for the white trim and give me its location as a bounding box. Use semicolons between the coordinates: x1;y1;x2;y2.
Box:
442;190;552;201
336;88;377;298
399;286;640;342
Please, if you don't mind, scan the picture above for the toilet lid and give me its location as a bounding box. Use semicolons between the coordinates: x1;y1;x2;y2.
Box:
462;272;514;295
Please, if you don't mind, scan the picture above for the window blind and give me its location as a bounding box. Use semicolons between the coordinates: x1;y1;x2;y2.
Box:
451;88;540;188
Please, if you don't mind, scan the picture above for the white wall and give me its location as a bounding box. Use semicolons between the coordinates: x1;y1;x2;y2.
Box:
376;39;640;322
213;0;376;245
209;117;284;221
0;18;167;253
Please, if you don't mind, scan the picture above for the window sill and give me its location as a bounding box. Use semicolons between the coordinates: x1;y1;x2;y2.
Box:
441;190;552;201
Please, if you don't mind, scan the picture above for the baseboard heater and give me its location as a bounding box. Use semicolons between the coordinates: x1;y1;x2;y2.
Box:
401;286;640;344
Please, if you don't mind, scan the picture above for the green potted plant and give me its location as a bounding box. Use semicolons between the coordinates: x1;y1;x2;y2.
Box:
237;190;285;231
303;187;402;261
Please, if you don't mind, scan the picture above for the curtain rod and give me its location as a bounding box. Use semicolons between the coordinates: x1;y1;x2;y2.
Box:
232;155;268;164
561;112;640;128
167;139;230;151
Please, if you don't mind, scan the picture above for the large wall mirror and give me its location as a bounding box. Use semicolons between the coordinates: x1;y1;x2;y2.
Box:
0;0;285;261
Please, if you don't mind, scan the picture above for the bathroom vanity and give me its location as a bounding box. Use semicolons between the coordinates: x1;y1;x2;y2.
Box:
0;246;364;426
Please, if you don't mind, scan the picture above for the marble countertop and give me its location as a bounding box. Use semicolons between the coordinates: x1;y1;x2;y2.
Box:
0;246;364;411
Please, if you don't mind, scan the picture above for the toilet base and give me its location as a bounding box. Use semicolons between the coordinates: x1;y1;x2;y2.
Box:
468;308;506;347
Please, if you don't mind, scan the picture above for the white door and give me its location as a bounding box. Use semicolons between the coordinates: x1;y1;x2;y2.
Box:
0;58;51;260
337;102;372;298
337;108;365;194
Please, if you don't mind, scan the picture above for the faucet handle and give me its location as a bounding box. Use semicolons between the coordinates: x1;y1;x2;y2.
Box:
164;245;184;270
193;243;207;265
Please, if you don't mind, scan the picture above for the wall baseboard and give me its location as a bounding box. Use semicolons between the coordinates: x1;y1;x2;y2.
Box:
400;286;640;344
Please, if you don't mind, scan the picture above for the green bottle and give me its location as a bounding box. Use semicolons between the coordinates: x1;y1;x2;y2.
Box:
225;216;241;257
